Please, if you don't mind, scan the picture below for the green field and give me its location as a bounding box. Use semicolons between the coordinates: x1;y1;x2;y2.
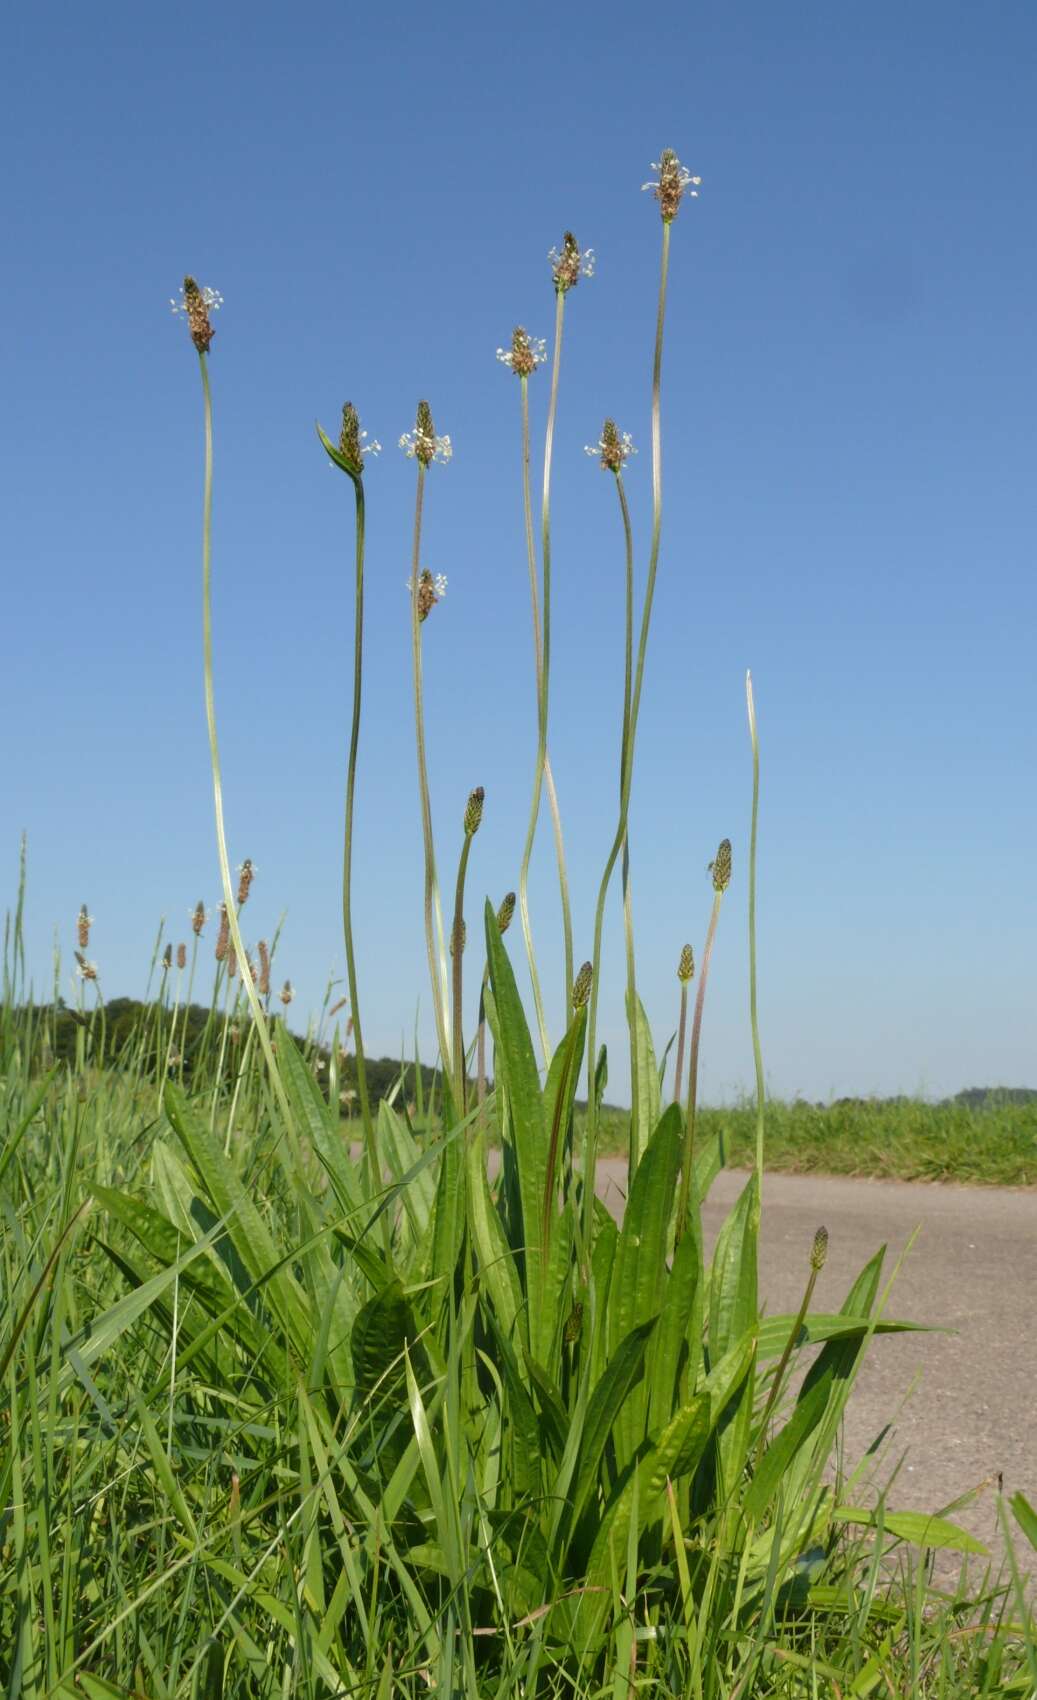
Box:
592;1095;1037;1186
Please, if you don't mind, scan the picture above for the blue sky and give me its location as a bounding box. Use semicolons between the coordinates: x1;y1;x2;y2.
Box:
4;1;1034;1102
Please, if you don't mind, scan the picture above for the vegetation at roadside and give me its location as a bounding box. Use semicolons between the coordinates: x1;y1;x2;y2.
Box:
590;1095;1037;1186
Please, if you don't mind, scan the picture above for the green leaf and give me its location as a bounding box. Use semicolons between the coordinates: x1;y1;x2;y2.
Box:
832;1506;989;1555
1011;1491;1037;1552
562;1317;658;1558
608;1105;682;1468
756;1313;927;1359
484;900;547;1346
279;1033;363;1218
707;1172;758;1364
626;992;660;1170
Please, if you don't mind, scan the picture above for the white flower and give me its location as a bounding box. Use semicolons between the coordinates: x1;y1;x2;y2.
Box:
399;429;452;465
642;153;701;220
169;284;223;317
359;432;381;456
75;958;99;981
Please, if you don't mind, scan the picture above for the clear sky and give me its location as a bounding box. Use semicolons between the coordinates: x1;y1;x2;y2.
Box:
4;1;1034;1103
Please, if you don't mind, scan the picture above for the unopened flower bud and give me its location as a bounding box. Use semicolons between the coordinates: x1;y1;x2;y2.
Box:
192;900;207;937
450;920;467;958
497;892;516;934
162;944;172;971
810;1226;829;1272
710;839;732;895
464;786;485;837
572;961;593;1010
280;979;294;1007
677;944;695;983
176;942;186;971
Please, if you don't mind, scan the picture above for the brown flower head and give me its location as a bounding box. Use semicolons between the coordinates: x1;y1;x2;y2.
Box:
279;978;294;1007
450;919;466;958
408;569;447;622
77;905;92;951
74;951;98;982
236;859;254;907
215;903;230;962
191;900;207;937
549;232;595;293
642;151;701;223
399;400;452;467
496;326;547;377
176;942;187;971
257;939;271;997
585;418;637;474
171;277;223;353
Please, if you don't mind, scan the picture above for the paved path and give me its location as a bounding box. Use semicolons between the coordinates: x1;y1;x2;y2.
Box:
596;1162;1036;1589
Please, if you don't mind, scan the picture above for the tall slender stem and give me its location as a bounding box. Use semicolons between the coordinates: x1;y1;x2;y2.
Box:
675;891;722;1242
516;373;550;1060
747;671;765;1198
450;835;473;1112
341;476;377;1194
540;289;574;1010
672;981;690;1106
197;353;293;1138
621;837;640;1174
582;222;673;1239
409;468;452;1075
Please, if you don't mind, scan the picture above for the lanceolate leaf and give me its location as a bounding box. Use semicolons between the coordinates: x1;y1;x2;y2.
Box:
626;992;660;1171
484;901;547;1345
832;1506;988;1555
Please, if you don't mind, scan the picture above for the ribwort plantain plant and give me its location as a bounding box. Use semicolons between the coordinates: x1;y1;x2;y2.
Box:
1;152;1033;1700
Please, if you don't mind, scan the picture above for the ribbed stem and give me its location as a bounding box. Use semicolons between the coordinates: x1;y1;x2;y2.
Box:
409;468;452;1075
675;891;722;1243
747;671;765;1196
341;476;378;1199
451;835;473;1112
541;289;574;1010
516;374;549;1060
197;353;293;1140
672;980;689;1106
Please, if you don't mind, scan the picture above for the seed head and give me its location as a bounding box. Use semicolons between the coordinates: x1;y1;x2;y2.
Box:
176;942;187;971
171;277;223;353
450;920;467;958
191;901;207;936
407;569;447;621
74;951;98;982
810;1226;829;1272
215;903;230;962
257;939;271;997
710;839;732;895
642;151;701;222
399;400;452;467
77;906;92;950
496;891;516;934
496;326;547;377
464;786;485;837
585;418;637;473
563;1301;584;1344
236;859;254;907
226;944;238;980
279;978;294;1007
162;944;172;971
328;997;349;1018
549;232;595;294
677;943;695;983
572;960;593;1010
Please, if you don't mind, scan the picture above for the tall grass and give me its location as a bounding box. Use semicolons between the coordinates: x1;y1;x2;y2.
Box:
1;151;1034;1697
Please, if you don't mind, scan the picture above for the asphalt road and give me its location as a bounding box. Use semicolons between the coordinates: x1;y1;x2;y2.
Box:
596;1162;1037;1592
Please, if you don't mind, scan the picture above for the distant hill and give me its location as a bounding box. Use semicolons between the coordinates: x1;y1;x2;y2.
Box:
951;1086;1037;1109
